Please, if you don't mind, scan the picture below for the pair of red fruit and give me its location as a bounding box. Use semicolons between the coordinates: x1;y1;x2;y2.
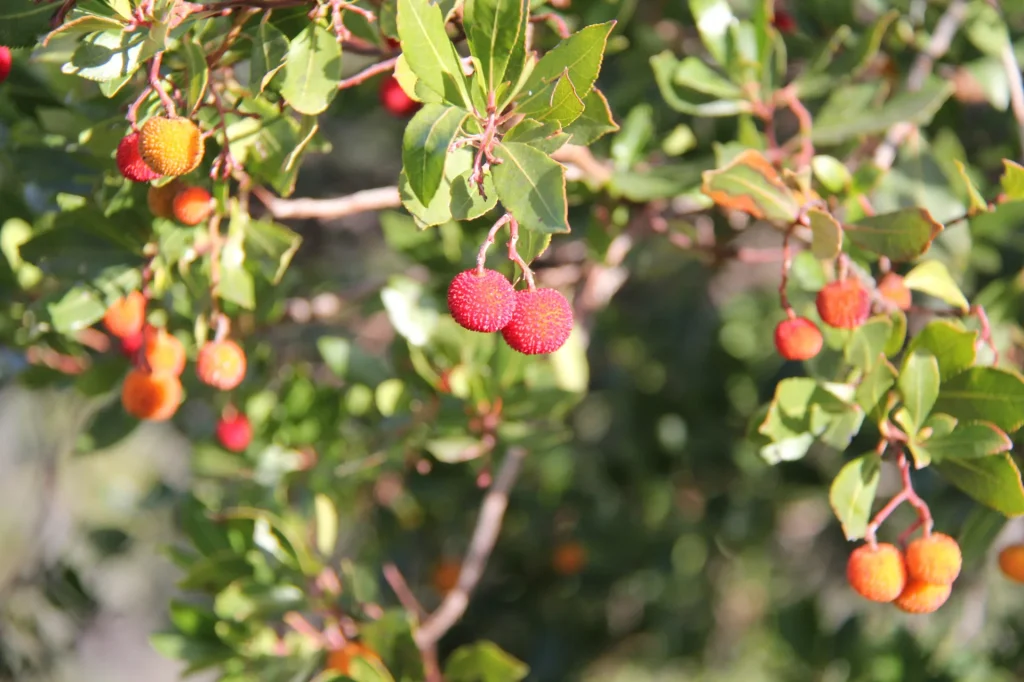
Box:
447;269;573;355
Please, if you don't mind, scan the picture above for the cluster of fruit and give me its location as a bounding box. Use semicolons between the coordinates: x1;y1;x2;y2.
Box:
847;533;962;613
447;268;574;355
774;272;910;361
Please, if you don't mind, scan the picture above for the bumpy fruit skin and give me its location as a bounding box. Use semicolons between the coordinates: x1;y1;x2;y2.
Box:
432;560;461;594
197;339;247;390
501;288;574;355
816;279;871;329
116;132;161;182
326;642;382;675
379;75;421;117
998;544;1024;583
172;186;213;226
905;532;962;585
103;291;146;339
0;47;11;85
552;541;588;576
878;273;912;311
121;368;182;421
143;328;186;376
447;269;516;332
894;580;952;614
774;317;823;361
139;116;205;176
846;543;907;603
216;412;252;452
147;180;184;219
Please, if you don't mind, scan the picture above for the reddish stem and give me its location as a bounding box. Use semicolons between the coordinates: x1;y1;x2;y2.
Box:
149;52;178;116
506;217;536;290
476;213;513;273
778;226;794;313
338;56;399;90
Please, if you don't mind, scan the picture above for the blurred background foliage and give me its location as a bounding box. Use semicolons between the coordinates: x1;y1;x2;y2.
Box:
6;0;1024;681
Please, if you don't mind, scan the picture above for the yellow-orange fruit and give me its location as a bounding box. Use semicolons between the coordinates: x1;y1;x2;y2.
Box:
998;544;1024;583
905;532;961;585
172;186;213;226
878;272;912;311
894;579;952;614
196;339;247;390
143;328;186;377
121;368;182;421
326;642;381;675
103;291;146;339
432;560;461;594
552;541;588;576
816;278;871;329
774;316;823;361
846;542;906;603
147;180;184;219
138;116;205;177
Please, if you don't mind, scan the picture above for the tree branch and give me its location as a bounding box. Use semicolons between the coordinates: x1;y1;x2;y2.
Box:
999;37;1024;162
253;185;401;220
413;447;528;649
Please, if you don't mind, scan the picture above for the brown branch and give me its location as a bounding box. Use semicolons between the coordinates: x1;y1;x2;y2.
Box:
414;447;528;649
253;185;401;220
338;56;399;90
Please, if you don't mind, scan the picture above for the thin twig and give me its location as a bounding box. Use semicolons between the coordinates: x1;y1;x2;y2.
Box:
999;37;1024;161
253;185;402;219
414;447;528;649
382;563;427;620
338;56;399;90
476;213;513;272
149;52;178;116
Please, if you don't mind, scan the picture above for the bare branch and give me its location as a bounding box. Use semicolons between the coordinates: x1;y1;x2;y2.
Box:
382;563;427;620
339;56;399;90
414;447;528;649
999;38;1024;162
254;185;402;220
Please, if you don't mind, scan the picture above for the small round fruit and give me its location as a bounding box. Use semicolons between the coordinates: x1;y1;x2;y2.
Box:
447;268;516;333
816;278;871;329
432;560;461;594
846;542;907;603
121;368;182;421
216;412;252;452
143;328;186;376
103;291;146;339
116;132;161;182
894;579;952;614
120;329;145;358
878;272;912;311
326;642;382;675
197;339;247;390
774;316;823;361
552;541;587;576
905;532;962;585
172;186;213;226
147;180;184;219
501;288;574;355
138;116;205;177
379;75;421;117
0;47;11;85
998;544;1024;583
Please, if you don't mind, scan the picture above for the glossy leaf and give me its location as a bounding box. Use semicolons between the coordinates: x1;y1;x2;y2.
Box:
806;209;841;259
844;315;893;370
1000;159;1024;201
465;0;528;94
920;422;1012;461
402;104;469;206
564;88;620;146
905;319;977;382
650;51;751;117
517;70;585;126
492;141;569;234
934;454;1024;517
180;34;209;117
0;0;54;48
844;208;943;262
811;155;851;193
516;21;614;114
902;260;970;312
397;0;471;106
898;351;940;433
280;23;342;115
445;641;529;682
62;29;146;82
811;79;953;145
700;149;800;223
250;21;289;94
829;454;881;541
933;367;1024;434
953;159;989;215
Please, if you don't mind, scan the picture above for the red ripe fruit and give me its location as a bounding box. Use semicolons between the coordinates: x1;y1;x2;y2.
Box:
501;288;574;355
216;411;252;452
0;47;11;85
197;339;247;390
120;329;145;358
172;186;213;226
116;132;162;182
774;316;823;361
773;8;797;34
447;268;516;333
816;279;871;329
379;75;421;117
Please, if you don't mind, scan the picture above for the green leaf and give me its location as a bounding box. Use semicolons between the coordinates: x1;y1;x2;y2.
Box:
150;632;233;666
48;287;106;335
399;169;452;228
503;119;569;154
671;56;744;99
688;0;733;66
517;70;585;126
347;655;398;682
451;172;497;221
513;229;551;279
492;141;569;234
250;21;289;94
807;209;842;259
402;104;469;206
400;146;483;228
394;52;442;104
397;0;471;106
952;159;988;215
844;315;893;371
426;436;486;463
465;0;528;94
318;337;351;378
651;51;751;117
280;23;342;115
811;155;851;194
934;367;1024;433
902;260;970;312
829;454;881;541
219;265;255;310
844;208;943;262
964;2;1010;57
855;359;896;421
1001;159;1024;201
245;219;302;285
905;319;977;382
314;494;338;557
811;79;953;145
885;309;907;356
82;397;140;451
515;21;615;112
701;149;800;223
757;378;863;461
180;35;209;117
0;0;58;48
920;422;1012;461
934;454;1024;516
898;351;940;433
563;87;619;146
62;29;146;82
445;641;529;682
